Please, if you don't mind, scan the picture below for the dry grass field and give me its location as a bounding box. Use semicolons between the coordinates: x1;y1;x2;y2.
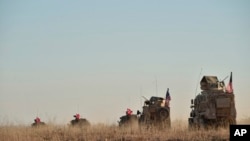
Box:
0;126;228;141
2;119;247;141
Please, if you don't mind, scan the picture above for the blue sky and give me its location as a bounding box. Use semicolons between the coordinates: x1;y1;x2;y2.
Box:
0;0;250;125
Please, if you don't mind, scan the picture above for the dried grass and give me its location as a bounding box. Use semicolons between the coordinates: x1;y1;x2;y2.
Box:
0;119;233;141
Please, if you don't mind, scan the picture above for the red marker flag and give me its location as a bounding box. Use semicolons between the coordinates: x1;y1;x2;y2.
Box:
126;108;133;115
226;72;233;94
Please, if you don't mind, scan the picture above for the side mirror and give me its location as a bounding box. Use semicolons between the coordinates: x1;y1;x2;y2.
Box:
191;99;194;104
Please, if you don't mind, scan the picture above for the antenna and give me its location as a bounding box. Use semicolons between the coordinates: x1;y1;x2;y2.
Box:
36;108;39;117
140;87;142;107
222;75;229;82
195;68;203;97
129;96;131;108
142;96;148;101
77;104;79;113
155;76;158;96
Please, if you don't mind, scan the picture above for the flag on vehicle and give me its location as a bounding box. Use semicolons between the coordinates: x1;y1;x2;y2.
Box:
165;88;171;107
166;88;171;101
126;108;133;115
226;72;233;94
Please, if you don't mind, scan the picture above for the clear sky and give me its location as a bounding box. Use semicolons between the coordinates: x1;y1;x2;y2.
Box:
0;0;249;125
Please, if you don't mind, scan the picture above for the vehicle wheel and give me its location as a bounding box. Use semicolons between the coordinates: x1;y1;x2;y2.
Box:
188;118;195;129
158;108;169;121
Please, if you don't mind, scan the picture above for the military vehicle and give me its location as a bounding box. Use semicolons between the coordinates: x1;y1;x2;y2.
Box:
118;108;140;128
138;96;171;128
31;122;46;127
189;75;237;129
71;118;90;127
118;114;139;128
70;114;90;127
31;117;46;127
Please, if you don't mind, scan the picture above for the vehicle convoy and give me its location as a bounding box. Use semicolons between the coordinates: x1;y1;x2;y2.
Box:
31;117;46;127
138;94;171;129
189;73;237;129
70;113;90;127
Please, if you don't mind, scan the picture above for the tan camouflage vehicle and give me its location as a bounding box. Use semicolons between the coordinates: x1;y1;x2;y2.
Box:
138;96;171;128
189;75;237;129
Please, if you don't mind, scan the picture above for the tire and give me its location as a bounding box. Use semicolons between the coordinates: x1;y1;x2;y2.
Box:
157;108;170;129
157;108;169;121
188;118;194;129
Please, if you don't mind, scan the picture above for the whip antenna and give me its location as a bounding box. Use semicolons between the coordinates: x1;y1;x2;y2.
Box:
142;96;148;101
140;87;142;107
77;104;79;113
155;76;158;96
36;108;39;117
222;75;229;82
195;68;203;97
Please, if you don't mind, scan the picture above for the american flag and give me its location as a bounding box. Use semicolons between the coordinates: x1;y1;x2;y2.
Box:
165;88;171;107
166;88;171;101
226;72;233;94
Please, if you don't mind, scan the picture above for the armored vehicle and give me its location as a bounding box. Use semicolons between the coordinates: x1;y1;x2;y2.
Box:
71;118;90;127
189;75;237;129
139;96;171;128
118;114;139;128
31;122;46;127
70;114;90;127
31;117;46;127
118;108;139;128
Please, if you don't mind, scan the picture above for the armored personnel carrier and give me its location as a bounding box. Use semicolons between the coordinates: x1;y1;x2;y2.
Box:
189;74;236;129
139;96;171;128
